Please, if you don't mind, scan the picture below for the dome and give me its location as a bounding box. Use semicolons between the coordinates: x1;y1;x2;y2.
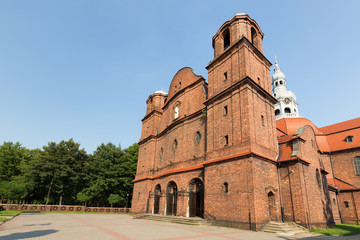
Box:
276;117;323;136
272;60;286;82
272;70;285;82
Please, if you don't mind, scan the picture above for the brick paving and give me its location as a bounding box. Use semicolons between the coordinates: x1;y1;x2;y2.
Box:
0;213;359;240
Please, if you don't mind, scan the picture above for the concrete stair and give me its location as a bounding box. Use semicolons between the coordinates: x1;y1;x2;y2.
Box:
133;214;212;226
262;221;309;235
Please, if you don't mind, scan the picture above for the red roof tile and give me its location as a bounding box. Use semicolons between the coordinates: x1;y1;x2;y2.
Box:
276;118;324;136
327;178;359;191
319;118;360;134
325;128;360;152
278;144;297;162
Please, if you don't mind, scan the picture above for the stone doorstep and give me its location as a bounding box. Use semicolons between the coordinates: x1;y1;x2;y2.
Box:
262;221;308;235
136;214;212;226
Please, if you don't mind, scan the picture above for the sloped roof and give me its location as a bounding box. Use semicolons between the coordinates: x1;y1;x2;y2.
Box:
327;178;360;191
319;118;360;134
319;118;360;152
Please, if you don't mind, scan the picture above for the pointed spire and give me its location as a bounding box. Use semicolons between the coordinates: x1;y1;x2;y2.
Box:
274;55;281;73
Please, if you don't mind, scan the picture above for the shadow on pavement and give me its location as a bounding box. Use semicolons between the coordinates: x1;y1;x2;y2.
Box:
0;229;58;240
23;223;52;227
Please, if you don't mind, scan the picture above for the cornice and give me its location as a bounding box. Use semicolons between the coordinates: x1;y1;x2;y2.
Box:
206;37;271;70
138;109;205;146
205;77;277;106
133;150;276;183
141;109;162;122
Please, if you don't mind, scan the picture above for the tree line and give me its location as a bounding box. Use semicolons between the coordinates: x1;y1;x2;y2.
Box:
0;139;138;207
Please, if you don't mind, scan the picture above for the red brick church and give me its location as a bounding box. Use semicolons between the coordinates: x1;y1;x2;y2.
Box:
131;13;360;230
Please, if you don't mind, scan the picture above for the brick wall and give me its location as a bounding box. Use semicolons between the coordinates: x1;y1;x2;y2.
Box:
1;204;130;213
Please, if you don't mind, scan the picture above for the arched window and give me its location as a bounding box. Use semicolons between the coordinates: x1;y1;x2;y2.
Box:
160;147;164;159
224;135;229;145
354;157;360;175
195;131;201;144
316;169;321;188
174;105;179;119
280;80;283;85
284;108;291;113
173;139;178;151
223;29;230;50
275;109;280;116
251;27;257;45
223;182;229;193
275;82;278;86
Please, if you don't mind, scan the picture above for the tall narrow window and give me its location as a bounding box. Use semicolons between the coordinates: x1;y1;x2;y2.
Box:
224;72;228;81
275;109;280;116
261;115;265;126
223;182;229;193
174;105;179;119
224;105;228;115
160;147;164;159
173;139;178;151
354;157;360;175
224;135;229;145
316;169;321;188
344;201;349;208
251;27;257;45
223;29;230;50
195;131;201;144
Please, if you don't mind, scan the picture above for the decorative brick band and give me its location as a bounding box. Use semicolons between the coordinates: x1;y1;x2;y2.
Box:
133;151;276;183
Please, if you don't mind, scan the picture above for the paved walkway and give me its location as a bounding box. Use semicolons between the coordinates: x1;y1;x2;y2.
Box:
0;213;359;240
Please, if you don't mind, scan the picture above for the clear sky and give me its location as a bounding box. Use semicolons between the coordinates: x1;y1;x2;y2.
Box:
0;0;359;153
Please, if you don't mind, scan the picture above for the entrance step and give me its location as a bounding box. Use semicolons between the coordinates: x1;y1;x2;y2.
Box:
134;214;212;226
261;221;308;235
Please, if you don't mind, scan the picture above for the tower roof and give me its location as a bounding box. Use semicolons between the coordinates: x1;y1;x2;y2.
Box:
272;57;286;83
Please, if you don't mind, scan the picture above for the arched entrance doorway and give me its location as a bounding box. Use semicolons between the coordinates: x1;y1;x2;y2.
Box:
189;178;204;218
166;181;177;216
154;185;161;214
268;191;276;221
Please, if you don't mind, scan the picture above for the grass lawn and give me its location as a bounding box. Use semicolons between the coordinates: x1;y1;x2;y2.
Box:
0;217;9;223
0;210;22;216
312;224;360;236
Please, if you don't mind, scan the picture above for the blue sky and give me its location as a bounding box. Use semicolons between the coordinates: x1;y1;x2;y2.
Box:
0;0;359;153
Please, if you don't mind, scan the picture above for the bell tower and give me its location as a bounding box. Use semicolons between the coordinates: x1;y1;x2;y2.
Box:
204;13;280;230
205;13;277;160
272;57;301;120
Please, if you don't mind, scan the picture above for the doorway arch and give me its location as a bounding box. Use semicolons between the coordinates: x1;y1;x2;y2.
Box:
154;184;161;214
189;178;204;218
166;181;178;216
268;191;276;221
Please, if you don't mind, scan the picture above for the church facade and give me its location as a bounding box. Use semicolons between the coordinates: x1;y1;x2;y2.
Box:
131;13;360;230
